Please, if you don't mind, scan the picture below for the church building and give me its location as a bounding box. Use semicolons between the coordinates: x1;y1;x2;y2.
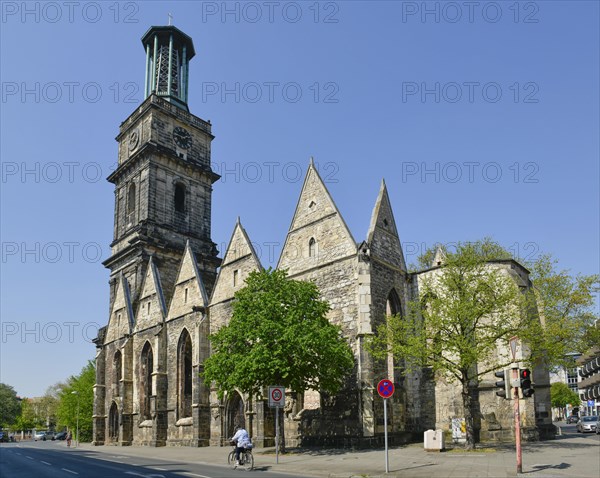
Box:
92;25;554;447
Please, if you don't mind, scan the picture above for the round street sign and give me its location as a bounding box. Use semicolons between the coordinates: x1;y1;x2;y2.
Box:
268;385;285;408
377;379;394;398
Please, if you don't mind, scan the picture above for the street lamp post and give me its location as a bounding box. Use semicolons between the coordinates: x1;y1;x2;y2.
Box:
71;391;79;448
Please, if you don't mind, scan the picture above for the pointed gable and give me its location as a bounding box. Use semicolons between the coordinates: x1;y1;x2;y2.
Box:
167;241;209;320
210;218;262;306
432;245;446;267
105;273;134;343
134;257;167;331
366;179;406;271
277;159;356;275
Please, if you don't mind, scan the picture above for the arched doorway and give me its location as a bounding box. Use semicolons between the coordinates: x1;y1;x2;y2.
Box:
225;391;245;438
109;402;119;442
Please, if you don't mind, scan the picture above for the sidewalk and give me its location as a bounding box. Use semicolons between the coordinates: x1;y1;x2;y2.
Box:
66;432;600;478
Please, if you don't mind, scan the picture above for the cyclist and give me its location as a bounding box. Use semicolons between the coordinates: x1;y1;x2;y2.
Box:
230;425;252;466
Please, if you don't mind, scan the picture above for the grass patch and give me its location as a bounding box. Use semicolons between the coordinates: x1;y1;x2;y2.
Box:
446;447;497;453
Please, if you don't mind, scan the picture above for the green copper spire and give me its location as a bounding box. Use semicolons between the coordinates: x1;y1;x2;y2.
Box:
141;25;196;111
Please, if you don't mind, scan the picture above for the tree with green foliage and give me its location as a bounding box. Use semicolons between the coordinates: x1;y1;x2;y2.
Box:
520;254;599;368
37;383;62;429
56;361;95;442
202;269;355;449
371;238;598;449
0;383;21;428
370;239;527;449
13;397;45;431
550;382;581;420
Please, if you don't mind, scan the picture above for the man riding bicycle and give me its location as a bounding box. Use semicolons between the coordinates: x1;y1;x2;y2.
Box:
230;425;252;466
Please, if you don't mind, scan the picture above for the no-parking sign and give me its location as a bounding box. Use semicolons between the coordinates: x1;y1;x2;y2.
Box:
268;385;285;408
377;379;395;399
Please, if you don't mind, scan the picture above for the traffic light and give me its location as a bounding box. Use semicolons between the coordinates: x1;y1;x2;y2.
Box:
519;368;534;398
494;369;511;399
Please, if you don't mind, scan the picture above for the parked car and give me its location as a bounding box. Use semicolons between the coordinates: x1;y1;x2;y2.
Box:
54;431;67;441
566;415;579;424
576;416;598;433
34;431;55;441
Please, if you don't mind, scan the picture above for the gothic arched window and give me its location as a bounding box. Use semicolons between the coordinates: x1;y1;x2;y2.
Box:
174;183;186;213
386;289;401;317
140;342;153;420
385;289;402;380
308;238;316;258
177;329;193;419
113;350;122;397
127;183;136;214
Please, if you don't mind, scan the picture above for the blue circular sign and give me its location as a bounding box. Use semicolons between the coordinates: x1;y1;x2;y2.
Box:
377;379;395;398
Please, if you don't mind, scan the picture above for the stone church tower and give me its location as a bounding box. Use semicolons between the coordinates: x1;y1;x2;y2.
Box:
93;25;554;448
93;25;220;446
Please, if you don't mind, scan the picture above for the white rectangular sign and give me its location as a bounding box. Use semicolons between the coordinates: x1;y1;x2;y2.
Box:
268;386;285;408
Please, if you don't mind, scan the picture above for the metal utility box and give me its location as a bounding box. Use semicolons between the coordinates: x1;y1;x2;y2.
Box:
424;429;445;451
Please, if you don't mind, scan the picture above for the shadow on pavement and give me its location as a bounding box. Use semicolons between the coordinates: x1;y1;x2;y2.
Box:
259;444;421;457
523;462;571;473
393;463;437;472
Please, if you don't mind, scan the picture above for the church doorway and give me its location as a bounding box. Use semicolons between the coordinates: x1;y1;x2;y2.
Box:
109;401;119;442
225;392;245;438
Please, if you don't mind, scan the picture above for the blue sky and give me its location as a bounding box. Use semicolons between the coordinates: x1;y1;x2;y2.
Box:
1;1;598;398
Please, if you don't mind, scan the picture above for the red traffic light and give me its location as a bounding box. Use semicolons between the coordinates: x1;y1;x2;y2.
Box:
519;368;534;398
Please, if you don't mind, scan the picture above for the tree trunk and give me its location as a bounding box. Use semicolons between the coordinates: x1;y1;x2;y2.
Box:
461;373;476;450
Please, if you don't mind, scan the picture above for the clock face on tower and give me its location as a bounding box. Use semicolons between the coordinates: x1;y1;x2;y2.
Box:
173;127;192;149
128;128;140;151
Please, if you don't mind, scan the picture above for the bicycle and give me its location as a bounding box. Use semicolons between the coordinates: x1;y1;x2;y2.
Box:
228;444;254;471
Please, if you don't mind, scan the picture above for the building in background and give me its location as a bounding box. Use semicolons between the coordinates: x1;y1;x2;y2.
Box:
576;321;600;416
549;353;582;420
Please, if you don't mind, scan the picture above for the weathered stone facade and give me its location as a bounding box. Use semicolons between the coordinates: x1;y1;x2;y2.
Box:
93;25;554;449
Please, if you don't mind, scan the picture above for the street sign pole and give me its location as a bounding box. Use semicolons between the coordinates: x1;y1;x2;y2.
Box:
384;397;389;473
513;370;522;474
275;405;279;464
377;379;395;474
268;386;285;465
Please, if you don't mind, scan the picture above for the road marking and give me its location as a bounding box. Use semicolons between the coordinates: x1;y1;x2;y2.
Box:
15;452;21;455
26;455;33;459
150;467;167;471
91;456;125;464
125;472;166;478
182;472;213;478
41;461;52;465
62;469;78;475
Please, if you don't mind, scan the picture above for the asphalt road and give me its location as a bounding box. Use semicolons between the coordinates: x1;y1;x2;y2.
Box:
0;441;302;478
1;422;597;478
